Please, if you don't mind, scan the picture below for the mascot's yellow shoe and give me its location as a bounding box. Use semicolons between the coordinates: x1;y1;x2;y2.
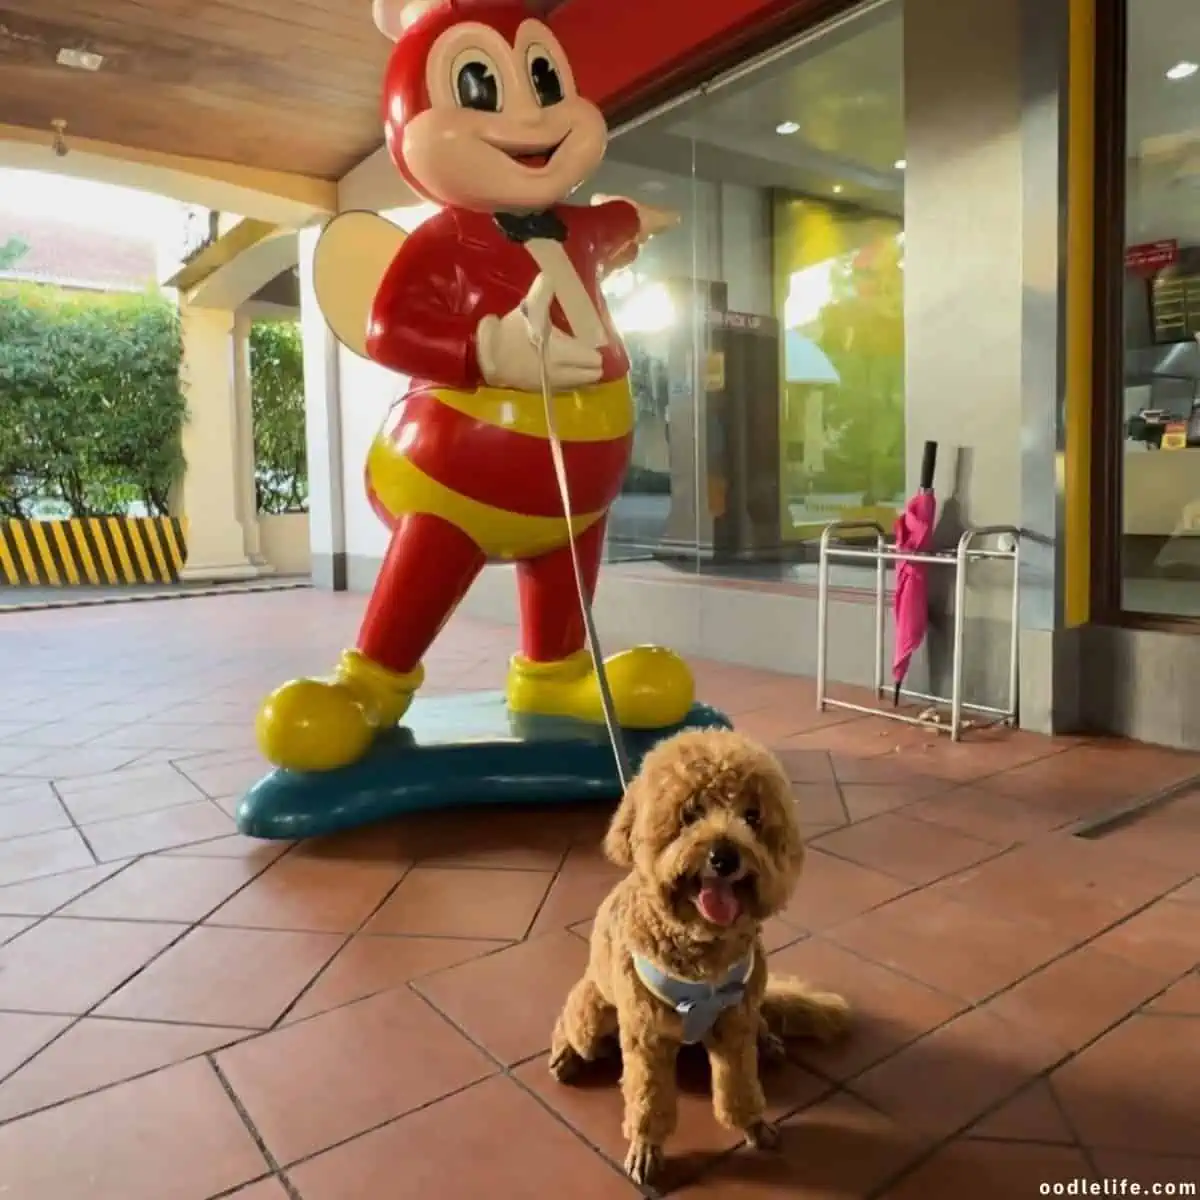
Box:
506;646;694;729
256;650;423;772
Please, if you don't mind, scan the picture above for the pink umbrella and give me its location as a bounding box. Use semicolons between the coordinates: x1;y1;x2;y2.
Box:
892;441;938;706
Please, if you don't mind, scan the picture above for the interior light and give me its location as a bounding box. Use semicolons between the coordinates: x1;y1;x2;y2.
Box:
1167;61;1199;81
775;121;801;135
832;184;844;195
602;266;638;301
56;48;105;71
894;158;907;170
614;282;676;335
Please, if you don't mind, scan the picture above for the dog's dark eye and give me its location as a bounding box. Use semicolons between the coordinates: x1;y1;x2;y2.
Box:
681;800;704;826
743;807;762;830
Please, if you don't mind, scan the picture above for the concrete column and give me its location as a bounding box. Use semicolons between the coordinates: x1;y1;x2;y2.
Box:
904;0;1024;524
903;0;1082;729
903;0;1040;713
232;308;269;568
298;224;347;590
177;305;262;582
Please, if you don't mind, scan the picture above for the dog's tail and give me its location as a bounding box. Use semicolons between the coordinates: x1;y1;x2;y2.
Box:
761;976;851;1043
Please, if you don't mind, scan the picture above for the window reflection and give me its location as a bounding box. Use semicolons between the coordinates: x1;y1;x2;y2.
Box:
1121;0;1200;615
592;0;905;580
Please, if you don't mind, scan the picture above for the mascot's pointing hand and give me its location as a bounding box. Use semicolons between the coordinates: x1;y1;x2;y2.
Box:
591;193;683;242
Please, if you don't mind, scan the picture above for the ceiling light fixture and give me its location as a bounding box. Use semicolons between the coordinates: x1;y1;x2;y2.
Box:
56;47;105;71
775;121;801;135
894;158;907;170
1166;61;1199;81
832;184;844;194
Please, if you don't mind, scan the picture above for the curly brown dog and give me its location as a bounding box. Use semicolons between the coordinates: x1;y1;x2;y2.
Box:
549;728;850;1185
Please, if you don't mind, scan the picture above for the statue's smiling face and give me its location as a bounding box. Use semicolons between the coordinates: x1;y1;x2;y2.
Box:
397;18;608;213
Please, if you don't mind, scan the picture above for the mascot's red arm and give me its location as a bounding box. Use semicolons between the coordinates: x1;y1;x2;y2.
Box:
365;212;484;388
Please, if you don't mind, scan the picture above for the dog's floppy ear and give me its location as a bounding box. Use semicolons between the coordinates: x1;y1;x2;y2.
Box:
603;782;639;868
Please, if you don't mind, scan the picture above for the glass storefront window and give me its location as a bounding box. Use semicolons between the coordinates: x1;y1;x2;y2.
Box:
1121;0;1200;615
586;0;905;583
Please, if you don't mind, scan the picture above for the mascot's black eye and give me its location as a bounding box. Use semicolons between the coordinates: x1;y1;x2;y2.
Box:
456;60;501;111
743;807;762;831
529;53;564;106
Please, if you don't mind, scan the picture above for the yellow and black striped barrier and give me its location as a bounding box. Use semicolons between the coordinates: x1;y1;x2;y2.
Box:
0;517;188;587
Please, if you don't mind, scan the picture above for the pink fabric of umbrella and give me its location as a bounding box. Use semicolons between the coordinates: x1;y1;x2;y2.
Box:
891;442;938;704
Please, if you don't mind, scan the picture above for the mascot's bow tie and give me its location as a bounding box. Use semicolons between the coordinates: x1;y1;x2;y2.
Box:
495;209;568;244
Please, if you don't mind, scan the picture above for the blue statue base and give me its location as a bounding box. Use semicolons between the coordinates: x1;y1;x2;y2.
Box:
235;691;733;840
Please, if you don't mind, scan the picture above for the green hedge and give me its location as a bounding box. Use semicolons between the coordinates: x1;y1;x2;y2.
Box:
0;285;186;519
249;320;308;514
0;287;310;521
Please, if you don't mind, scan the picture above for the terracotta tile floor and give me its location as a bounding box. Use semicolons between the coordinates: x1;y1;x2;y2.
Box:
0;589;1198;1199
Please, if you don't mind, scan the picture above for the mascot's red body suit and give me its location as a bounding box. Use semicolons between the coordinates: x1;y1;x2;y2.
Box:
257;0;694;771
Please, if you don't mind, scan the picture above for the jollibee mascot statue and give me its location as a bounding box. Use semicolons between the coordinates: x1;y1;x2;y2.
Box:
256;0;696;772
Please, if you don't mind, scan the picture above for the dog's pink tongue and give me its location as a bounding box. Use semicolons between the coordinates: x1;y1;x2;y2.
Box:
696;882;741;926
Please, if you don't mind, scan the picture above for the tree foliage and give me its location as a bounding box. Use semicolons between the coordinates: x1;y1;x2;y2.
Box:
249;320;308;514
809;233;906;505
0;237;29;271
0;285;186;518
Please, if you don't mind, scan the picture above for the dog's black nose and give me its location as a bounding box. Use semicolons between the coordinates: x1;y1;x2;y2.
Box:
708;841;740;878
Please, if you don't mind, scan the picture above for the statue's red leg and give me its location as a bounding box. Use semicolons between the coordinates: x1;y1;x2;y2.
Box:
357;512;487;672
515;518;607;662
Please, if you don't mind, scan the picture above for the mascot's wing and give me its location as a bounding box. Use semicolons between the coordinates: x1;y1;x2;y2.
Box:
312;210;408;360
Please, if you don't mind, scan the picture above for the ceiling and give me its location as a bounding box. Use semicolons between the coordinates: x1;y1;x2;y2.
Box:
0;0;551;181
605;0;1200;247
1116;0;1200;244
610;0;904;216
6;0;1193;231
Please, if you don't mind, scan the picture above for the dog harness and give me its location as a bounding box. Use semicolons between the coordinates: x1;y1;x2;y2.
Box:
632;951;755;1044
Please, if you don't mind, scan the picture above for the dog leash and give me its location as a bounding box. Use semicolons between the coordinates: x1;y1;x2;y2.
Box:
521;301;633;791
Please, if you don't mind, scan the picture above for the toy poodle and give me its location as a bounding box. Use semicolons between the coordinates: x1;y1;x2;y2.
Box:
549;728;850;1185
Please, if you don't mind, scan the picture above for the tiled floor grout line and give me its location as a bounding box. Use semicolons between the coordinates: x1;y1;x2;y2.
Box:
0;856;144;1013
208;1172;286;1200
827;760;854;827
266;1072;510;1193
1044;1071;1102;1177
887;797;1086;841
269;857;419;1030
2;693;1198;1193
207;1056;303;1199
816;872;1200;1015
401;981;662;1199
0;841;297;1101
0;1007;265;1033
0;1028;253;1129
517;841;577;942
809;821;1018;879
7;781;1171;1113
850;962;1200;1198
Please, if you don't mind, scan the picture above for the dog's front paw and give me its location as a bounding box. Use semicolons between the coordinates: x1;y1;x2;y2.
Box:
548;1042;586;1084
744;1119;780;1151
624;1138;663;1185
758;1029;788;1065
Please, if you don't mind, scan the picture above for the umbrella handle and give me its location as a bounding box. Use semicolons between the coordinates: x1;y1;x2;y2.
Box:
920;441;938;492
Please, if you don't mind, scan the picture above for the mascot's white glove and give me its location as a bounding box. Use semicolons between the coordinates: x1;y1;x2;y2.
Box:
475;277;602;393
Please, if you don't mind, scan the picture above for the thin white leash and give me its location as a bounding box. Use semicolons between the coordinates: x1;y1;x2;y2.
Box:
521;300;633;790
